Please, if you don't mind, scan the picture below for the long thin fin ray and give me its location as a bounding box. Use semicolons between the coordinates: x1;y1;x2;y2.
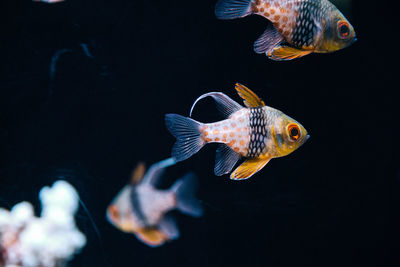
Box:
190;92;242;119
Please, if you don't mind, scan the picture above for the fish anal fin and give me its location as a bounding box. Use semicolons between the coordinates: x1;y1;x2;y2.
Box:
215;144;241;176
235;83;265;108
230;156;271;180
135;227;169;247
131;162;146;184
254;24;284;54
268;45;312;61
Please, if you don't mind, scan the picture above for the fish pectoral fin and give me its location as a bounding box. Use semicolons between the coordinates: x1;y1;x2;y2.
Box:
234;83;265;108
268;45;312;61
158;215;180;240
230;156;271;180
254;24;284;55
130;162;146;184
135;227;169;247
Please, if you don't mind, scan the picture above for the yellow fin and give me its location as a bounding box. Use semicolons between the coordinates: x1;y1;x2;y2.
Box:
268;45;312;61
130;162;146;184
234;83;265;108
135;228;168;247
230;156;271;180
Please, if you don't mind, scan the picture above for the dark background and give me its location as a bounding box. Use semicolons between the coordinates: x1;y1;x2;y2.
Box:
1;0;399;266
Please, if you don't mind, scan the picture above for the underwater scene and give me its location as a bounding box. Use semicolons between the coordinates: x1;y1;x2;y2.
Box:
0;0;398;266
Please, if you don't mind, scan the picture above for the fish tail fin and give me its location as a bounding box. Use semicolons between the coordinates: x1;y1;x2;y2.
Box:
165;114;206;162
215;0;253;20
172;173;203;217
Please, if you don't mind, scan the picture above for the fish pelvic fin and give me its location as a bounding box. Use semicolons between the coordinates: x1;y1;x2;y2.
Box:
190;92;242;119
172;172;203;217
230;156;271;180
235;83;265;108
165;114;205;162
254;24;284;54
135;227;168;247
215;144;241;176
215;0;252;20
267;45;313;61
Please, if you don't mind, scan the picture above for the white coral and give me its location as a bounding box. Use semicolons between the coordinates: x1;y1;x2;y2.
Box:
0;180;86;267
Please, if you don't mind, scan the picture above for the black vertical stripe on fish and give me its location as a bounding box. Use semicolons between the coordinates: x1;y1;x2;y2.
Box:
129;187;149;227
247;107;267;158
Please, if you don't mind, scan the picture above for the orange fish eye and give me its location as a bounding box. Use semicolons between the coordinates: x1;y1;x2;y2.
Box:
338;21;350;39
288;124;301;141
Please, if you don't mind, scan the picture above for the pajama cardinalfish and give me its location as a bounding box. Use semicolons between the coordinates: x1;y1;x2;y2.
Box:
215;0;356;60
106;158;203;247
165;83;309;180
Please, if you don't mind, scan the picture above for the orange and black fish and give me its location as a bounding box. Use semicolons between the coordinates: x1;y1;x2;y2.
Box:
165;83;309;180
215;0;356;60
106;158;203;247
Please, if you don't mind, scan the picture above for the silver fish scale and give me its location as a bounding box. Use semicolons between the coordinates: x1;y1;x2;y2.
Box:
247;107;268;158
291;0;332;48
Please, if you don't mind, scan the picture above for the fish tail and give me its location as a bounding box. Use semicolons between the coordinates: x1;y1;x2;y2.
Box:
172;173;203;217
165;114;206;162
215;0;253;20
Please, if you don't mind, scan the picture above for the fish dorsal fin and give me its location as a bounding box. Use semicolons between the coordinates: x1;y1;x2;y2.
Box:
230;156;271;180
189;92;243;119
130;162;146;184
254;24;284;54
142;158;176;186
214;144;241;176
235;83;266;108
135;227;168;247
267;45;312;61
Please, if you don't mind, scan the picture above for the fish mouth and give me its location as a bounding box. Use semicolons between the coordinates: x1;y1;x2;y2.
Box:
306;134;310;141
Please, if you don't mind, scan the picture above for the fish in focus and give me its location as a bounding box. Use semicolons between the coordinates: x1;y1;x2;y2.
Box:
106;158;203;247
165;83;309;180
215;0;356;60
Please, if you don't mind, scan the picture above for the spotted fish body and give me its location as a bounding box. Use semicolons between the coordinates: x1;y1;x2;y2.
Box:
165;83;309;180
215;0;356;60
106;158;203;247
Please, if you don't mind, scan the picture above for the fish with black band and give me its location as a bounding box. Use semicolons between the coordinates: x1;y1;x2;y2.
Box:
165;83;309;180
215;0;356;60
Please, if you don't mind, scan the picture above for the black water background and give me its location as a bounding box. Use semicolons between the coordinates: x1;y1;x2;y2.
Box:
0;0;398;266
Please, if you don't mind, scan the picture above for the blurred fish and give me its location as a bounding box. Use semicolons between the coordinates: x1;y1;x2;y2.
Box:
165;83;309;180
33;0;65;3
106;158;203;247
215;0;356;60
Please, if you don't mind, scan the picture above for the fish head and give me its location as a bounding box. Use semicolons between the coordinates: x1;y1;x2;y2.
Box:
319;9;356;52
272;112;309;157
106;186;138;233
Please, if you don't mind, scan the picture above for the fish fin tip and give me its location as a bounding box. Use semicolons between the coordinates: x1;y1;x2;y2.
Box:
267;45;312;61
165;114;205;162
230;157;271;180
214;144;241;176
234;83;265;108
173;173;203;217
215;0;252;20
